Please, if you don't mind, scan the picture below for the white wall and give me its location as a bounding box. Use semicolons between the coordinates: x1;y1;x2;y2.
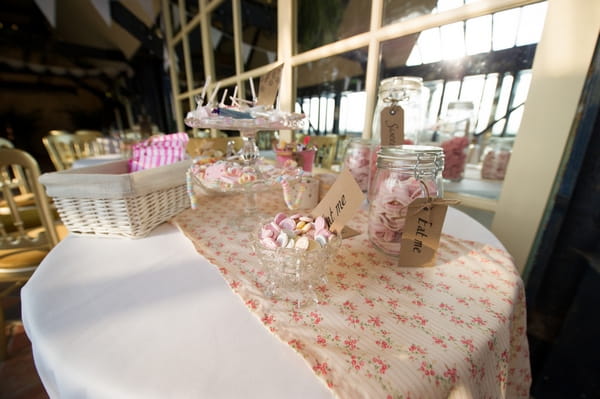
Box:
492;0;600;273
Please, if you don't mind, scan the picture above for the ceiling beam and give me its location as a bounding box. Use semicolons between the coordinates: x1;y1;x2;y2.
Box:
110;1;163;57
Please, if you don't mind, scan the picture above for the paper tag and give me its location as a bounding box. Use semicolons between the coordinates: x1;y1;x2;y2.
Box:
398;197;457;267
310;169;364;234
380;105;404;145
257;64;283;106
341;226;361;239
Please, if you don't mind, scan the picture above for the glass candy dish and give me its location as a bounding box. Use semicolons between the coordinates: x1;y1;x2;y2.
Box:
187;159;305;231
188;159;276;195
252;215;342;307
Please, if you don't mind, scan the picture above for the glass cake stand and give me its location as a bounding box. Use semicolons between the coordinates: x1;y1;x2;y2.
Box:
185;113;305;231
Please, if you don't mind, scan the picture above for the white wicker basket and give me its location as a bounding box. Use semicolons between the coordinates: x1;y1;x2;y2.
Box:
40;159;192;238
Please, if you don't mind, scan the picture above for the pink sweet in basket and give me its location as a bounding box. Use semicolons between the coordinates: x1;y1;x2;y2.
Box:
129;132;189;172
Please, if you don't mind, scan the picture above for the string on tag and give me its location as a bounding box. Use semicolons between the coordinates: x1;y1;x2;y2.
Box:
409;179;461;216
383;97;400;116
408;179;433;215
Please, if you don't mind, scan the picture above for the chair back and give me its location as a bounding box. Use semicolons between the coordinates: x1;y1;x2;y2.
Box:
307;135;339;169
0;148;60;360
122;131;143;142
49;130;71;136
335;134;350;164
187;137;244;157
43;133;105;170
0;148;59;250
75;130;104;138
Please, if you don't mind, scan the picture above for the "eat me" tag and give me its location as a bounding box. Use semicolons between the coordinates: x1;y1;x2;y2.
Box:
398;197;458;267
310;169;364;235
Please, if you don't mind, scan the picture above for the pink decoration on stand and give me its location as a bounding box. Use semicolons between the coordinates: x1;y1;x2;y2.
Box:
296;149;316;172
275;150;294;168
275;147;316;172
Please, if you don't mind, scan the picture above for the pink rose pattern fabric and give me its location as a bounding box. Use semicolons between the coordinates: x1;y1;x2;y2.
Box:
172;191;531;399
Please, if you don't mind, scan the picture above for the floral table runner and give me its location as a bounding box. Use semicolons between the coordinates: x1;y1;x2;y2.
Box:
172;191;531;399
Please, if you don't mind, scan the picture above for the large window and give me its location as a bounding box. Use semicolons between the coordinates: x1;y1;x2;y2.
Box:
295;2;546;138
162;0;547;215
163;0;600;272
164;0;547;137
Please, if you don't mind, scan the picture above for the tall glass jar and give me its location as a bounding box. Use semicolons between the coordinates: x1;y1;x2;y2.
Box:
342;138;375;193
436;101;474;182
371;76;427;146
481;137;513;180
368;145;444;256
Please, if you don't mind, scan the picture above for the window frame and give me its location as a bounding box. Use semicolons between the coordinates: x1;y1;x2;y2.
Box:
162;0;599;273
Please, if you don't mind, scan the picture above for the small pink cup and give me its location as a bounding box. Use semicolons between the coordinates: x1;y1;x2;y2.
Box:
296;149;316;172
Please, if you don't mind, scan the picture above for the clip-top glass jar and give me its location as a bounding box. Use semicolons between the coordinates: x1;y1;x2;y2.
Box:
420;100;474;182
481;137;513;180
371;76;427;146
342;138;375;193
368;145;444;256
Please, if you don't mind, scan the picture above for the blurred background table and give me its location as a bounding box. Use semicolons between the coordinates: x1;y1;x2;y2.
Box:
71;153;126;169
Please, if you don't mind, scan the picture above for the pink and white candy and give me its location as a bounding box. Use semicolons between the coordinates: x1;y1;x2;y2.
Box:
258;213;335;251
368;176;438;256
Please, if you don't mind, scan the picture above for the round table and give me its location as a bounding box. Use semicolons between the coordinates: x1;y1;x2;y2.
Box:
21;205;529;398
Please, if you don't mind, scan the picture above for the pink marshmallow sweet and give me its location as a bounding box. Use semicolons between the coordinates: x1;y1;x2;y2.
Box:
193;160;261;190
258;213;336;251
368;176;438;256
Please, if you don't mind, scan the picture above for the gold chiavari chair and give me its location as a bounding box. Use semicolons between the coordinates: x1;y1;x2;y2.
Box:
0;148;64;360
306;135;339;169
42;132;105;170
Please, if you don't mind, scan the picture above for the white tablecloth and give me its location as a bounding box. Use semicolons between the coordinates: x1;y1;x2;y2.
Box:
22;208;514;399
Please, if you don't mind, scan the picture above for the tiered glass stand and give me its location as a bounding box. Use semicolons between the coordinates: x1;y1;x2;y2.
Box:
185;115;304;231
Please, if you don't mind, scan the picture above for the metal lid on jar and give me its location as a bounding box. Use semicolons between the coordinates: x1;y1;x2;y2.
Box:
347;137;375;147
379;76;423;92
376;145;444;170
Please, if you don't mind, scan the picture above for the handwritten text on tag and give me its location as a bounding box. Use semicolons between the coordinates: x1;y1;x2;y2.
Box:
311;169;364;234
398;197;458;267
380;105;404;146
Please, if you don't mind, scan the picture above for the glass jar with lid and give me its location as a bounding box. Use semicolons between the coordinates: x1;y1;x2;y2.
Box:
425;100;474;182
481;137;513;180
368;145;444;256
341;138;375;193
371;76;428;146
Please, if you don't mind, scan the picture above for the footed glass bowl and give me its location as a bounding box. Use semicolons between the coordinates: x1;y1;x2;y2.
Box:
188;160;306;231
190;160;278;195
252;222;342;307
